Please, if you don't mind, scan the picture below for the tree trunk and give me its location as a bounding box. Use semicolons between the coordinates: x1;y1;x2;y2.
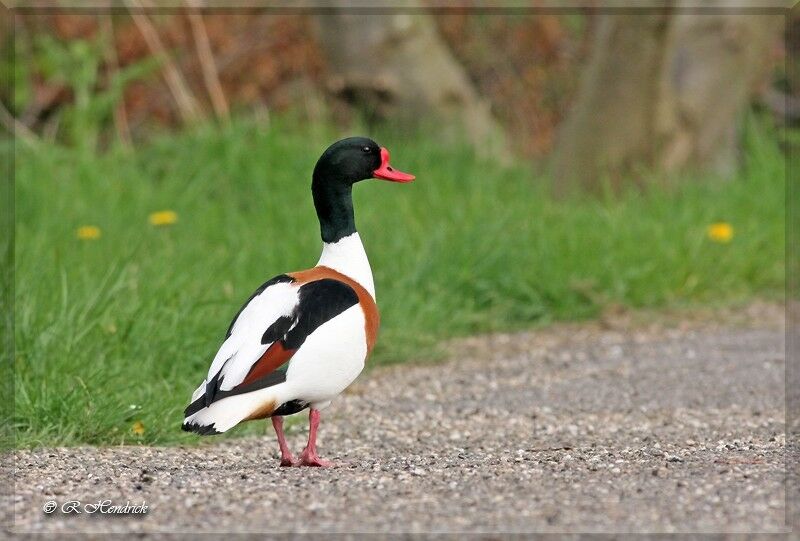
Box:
313;6;507;158
553;7;783;194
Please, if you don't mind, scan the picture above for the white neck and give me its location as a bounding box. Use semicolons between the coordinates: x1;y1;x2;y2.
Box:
316;232;375;299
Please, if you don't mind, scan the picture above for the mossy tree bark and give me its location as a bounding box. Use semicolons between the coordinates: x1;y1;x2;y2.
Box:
553;7;783;194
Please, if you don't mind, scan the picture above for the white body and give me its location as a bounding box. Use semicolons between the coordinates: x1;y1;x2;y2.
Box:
183;233;374;433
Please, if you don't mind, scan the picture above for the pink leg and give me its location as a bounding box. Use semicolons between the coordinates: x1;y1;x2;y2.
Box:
271;416;294;467
296;409;333;467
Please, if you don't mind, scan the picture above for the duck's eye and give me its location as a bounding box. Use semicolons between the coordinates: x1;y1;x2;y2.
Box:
362;146;371;153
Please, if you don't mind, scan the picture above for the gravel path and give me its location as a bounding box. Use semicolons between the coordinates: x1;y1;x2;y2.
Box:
7;305;790;535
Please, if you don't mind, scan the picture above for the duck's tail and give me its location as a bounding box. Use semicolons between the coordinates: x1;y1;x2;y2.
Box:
181;383;282;435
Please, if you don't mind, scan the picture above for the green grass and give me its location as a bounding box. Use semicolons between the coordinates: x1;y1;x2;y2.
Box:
11;115;785;448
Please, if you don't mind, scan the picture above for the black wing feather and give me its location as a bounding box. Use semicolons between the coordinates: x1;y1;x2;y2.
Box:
261;314;296;344
282;279;359;349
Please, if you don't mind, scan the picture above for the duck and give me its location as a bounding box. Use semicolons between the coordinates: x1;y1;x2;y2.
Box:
181;137;415;467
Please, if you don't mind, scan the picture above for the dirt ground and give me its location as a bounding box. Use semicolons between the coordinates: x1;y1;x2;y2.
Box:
6;303;793;536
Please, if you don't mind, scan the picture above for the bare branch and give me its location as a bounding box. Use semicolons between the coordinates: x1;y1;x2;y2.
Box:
125;0;203;124
0;101;39;147
185;0;229;124
101;14;133;148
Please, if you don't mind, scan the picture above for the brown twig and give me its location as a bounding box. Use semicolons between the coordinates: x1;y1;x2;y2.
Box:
101;14;133;148
0;102;39;147
185;0;229;124
125;0;203;124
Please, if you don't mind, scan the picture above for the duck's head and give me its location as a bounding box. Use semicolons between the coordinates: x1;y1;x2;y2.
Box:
312;136;415;186
312;136;414;243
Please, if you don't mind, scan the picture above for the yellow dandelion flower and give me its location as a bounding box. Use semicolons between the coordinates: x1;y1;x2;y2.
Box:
148;210;178;227
707;222;734;243
131;420;145;436
76;225;101;240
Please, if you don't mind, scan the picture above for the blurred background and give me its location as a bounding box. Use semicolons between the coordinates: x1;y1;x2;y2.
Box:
4;9;795;179
2;7;791;447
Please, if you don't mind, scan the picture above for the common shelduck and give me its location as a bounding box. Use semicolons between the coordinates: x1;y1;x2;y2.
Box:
182;137;415;467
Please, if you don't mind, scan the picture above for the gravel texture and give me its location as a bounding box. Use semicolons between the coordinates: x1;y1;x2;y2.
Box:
6;305;791;536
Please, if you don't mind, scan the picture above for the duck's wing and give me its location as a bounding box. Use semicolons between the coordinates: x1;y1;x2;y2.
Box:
184;275;359;416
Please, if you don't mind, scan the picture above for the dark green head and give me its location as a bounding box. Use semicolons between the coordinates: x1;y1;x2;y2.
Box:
311;137;414;243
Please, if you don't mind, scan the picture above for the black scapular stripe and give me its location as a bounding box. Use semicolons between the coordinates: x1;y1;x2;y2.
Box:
261;314;295;344
280;278;359;350
225;274;295;339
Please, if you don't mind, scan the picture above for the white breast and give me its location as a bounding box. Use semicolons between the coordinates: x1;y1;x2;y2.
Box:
317;232;375;300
